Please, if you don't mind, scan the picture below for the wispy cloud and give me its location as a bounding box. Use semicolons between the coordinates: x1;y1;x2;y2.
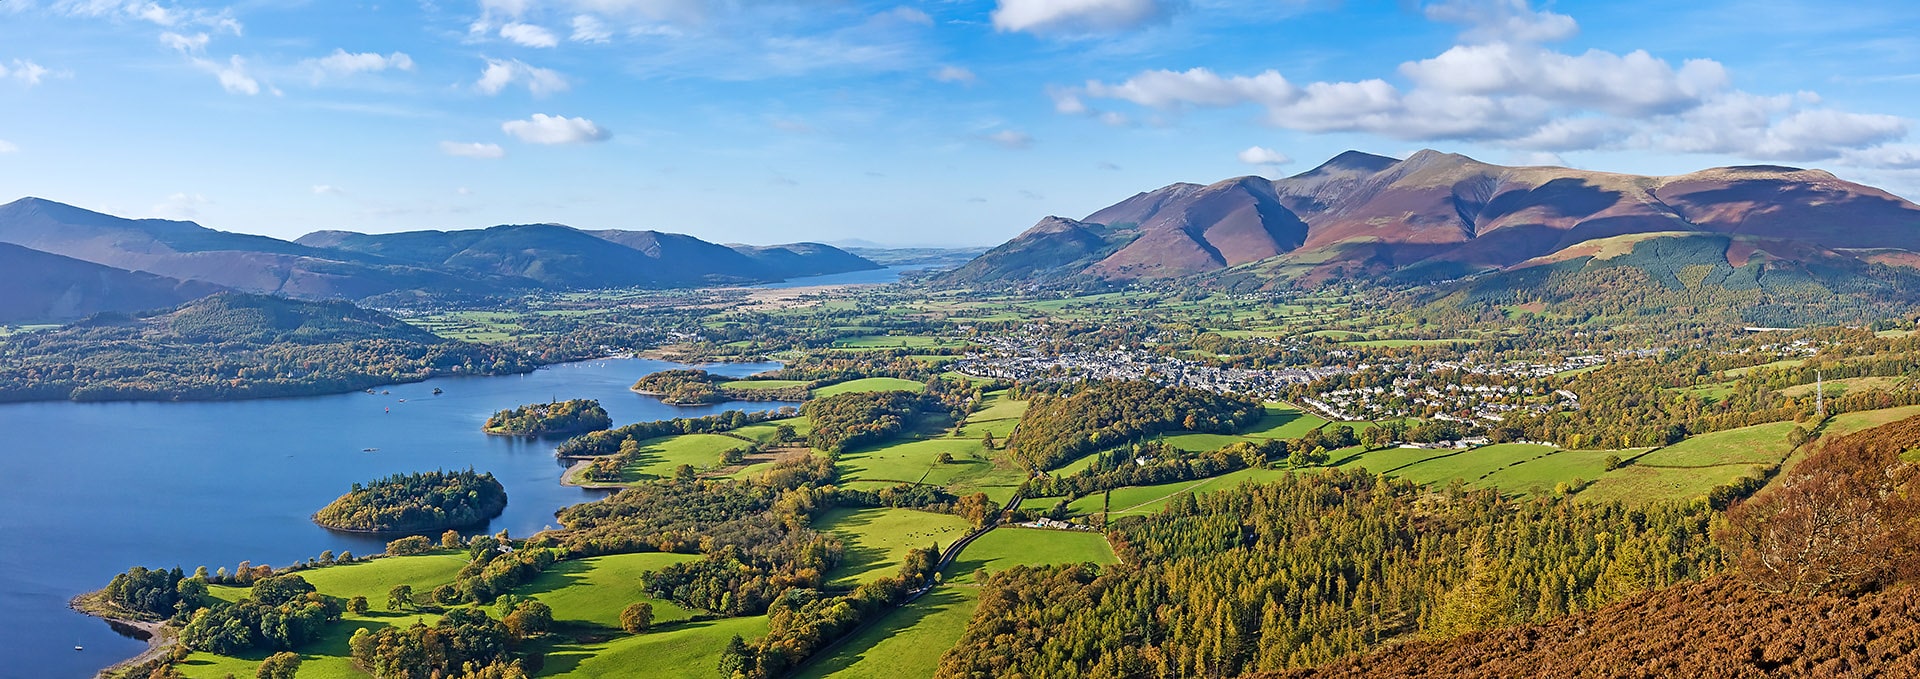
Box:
475;58;568;96
441;141;507;159
502;114;610;144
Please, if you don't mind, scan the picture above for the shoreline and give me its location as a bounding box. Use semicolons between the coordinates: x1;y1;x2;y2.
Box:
68;592;170;679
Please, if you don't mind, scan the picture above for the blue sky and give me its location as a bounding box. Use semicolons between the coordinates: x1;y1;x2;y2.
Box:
2;0;1918;246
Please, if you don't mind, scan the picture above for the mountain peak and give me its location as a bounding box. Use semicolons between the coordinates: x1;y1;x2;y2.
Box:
1293;151;1400;179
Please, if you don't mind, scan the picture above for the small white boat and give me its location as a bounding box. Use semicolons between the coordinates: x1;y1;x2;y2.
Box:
74;645;83;651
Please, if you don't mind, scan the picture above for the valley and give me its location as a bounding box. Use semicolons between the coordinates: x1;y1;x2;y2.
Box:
7;150;1920;679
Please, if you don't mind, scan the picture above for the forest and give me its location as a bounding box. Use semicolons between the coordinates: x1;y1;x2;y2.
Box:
937;470;1721;678
312;470;509;534
1009;380;1266;471
482;399;612;436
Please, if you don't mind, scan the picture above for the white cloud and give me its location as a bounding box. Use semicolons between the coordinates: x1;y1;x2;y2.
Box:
984;129;1033;149
1508;151;1567;167
51;0;242;34
152;192;209;219
1423;0;1577;44
934;65;976;85
500;22;560;48
992;0;1177;34
476;58;569;96
1064;16;1912;166
0;59;52;86
303;50;415;83
571;15;613;43
159;31;208;53
192;55;259;95
1084;68;1296;109
502;114;610;144
312;184;344;196
1237;146;1290;165
0;139;18;154
441;141;507;159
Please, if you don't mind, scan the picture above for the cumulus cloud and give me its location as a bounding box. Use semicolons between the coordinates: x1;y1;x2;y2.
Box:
1845;145;1920;170
992;0;1177;34
1423;0;1576;44
0;59;51;86
502;114;610;144
475;58;569;96
441;141;508;158
499;22;560;47
1060;2;1914;166
192;55;260;95
303;49;414;83
571;15;613;43
934;65;976;85
984;129;1033;149
1237;146;1290;165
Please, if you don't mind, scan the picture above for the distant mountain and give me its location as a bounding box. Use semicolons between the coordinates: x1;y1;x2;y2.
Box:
729;242;883;279
945;150;1920;289
0;242;225;323
0;198;513;299
0;197;879;300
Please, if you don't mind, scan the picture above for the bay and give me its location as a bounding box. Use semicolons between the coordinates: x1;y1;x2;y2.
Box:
0;358;794;679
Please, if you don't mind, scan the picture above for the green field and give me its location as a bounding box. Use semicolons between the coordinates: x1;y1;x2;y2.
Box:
838;437;995;485
1634;422;1800;467
1388;444;1558;487
830;335;966;349
1153;404;1328;453
814;507;972;587
517;553;702;629
183;553;474;678
812;377;928;398
732;416;811;444
1826;405;1920;436
795;528;1114;679
1064;466;1298;517
1344;337;1478;347
1579;462;1773;505
595;433;752;482
1477;449;1652;496
547;615;771;679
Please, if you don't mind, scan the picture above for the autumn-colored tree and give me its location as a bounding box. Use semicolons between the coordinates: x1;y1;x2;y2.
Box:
1720;417;1920;595
256;651;300;679
620;602;654;634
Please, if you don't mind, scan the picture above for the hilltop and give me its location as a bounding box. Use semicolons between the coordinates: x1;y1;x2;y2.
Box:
946;150;1920;288
0;197;880;307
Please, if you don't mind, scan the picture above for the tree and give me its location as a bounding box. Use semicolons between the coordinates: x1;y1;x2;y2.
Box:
442;529;464;549
718;634;752;678
504;601;553;639
433;584;461;605
674;464;697;483
387;584;413;611
255;651;300;679
620;601;654;634
936;452;955;465
1720;449;1915;595
386;535;434;556
347;596;369;616
981;431;997;450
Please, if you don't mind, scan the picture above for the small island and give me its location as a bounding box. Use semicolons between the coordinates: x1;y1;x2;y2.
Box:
633;368;809;404
312;469;508;534
483;398;612;436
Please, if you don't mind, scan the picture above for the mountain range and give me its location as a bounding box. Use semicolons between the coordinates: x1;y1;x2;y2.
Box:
944;150;1920;291
0;198;879;322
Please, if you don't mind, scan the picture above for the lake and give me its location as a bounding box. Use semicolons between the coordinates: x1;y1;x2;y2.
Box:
0;358;795;679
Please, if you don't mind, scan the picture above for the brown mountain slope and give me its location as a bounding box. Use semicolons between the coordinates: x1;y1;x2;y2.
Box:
1260;575;1920;679
946;150;1920;286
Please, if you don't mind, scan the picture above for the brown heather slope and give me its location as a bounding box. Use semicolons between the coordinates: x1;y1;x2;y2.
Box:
947;150;1920;285
1260;575;1920;679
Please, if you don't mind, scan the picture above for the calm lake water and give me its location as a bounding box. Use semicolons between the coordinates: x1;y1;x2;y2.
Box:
0;358;794;679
